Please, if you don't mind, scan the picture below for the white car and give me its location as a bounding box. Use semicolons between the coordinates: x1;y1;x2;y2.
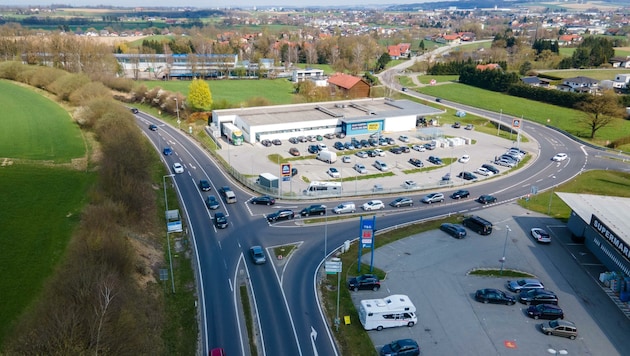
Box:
552;153;568;161
342;156;351;163
531;228;551;243
403;180;417;189
398;135;410;143
327;167;341;178
172;162;184;174
317;143;328;151
374;148;386;156
355;151;368;158
362;200;384;211
476;167;494;176
333;202;356;214
412;144;426;152
458;154;470;163
354;163;367;174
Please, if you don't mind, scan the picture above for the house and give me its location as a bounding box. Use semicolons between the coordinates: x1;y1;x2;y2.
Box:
612;74;630;89
609;56;630;69
521;76;550;87
327;73;370;98
560;76;599;94
387;43;411;59
557;34;582;46
476;63;501;71
292;68;325;82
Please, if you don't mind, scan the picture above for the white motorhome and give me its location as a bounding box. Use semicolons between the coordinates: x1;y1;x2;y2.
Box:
358;294;417;331
304;181;342;196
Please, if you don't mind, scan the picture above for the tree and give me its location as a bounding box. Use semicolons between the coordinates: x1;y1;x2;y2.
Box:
187;78;213;111
575;90;625;138
376;52;391;71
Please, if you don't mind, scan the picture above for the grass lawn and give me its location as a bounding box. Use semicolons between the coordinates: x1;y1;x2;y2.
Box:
541;68;630;80
417;82;630;146
0;164;96;345
0;80;85;162
138;78;297;106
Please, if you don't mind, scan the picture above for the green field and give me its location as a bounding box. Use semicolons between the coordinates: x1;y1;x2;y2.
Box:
139;78;297;106
541;69;630;80
417;82;630;145
0;80;85;162
0;164;96;345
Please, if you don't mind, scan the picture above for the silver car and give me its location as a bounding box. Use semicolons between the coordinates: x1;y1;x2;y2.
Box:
507;278;544;292
421;192;444;204
540;319;577;340
354;163;367;174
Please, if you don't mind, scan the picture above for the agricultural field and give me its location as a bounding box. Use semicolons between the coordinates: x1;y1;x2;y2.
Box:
0;81;85;163
541;68;630;80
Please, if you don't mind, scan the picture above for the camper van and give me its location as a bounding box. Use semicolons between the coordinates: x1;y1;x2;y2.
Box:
304;181;342;196
358;294;417;331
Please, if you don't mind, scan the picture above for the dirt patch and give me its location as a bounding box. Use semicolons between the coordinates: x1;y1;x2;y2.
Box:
127;235;164;288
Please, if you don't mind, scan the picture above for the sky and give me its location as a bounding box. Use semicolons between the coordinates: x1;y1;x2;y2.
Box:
0;0;437;8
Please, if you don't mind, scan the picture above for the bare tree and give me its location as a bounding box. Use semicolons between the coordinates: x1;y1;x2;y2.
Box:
575;90;625;139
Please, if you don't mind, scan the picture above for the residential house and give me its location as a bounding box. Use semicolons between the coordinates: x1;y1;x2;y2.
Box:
609;56;630;68
558;76;599;94
612;74;630;90
476;63;501;71
292;68;325;82
327;73;370;98
557;34;582;46
387;43;411;59
521;76;550;87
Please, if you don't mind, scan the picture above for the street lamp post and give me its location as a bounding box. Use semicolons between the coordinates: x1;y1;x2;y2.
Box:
500;225;511;275
497;109;502;136
163;174;176;293
547;175;557;215
174;97;180;130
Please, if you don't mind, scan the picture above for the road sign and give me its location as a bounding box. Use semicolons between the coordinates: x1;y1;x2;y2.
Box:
281;163;291;177
325;260;342;274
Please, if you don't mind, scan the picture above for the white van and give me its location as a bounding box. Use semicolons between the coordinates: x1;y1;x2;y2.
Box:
333;202;355;214
374;160;389;171
317;150;337;163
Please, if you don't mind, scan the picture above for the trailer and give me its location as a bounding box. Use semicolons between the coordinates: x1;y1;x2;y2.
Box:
358;294;417;331
221;122;243;145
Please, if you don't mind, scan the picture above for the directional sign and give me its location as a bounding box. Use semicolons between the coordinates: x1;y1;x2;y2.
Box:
325;260;342;274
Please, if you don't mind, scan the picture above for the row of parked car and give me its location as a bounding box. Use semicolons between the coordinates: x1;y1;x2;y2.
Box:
474;278;577;340
494;147;527;168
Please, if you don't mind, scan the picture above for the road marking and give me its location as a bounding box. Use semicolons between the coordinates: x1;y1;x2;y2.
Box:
310;327;319;356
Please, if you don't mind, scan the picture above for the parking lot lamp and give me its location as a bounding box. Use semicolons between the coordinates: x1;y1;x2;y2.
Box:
500;225;511;275
174;97;180;129
497;109;502;136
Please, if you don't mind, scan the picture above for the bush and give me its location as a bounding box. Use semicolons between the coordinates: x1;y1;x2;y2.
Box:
69;81;111;106
47;73;91;101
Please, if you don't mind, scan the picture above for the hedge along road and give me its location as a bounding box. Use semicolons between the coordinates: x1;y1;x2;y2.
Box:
0;80;85;162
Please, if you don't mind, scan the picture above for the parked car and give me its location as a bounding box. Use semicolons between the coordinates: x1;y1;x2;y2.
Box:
457;171;478;181
308;145;320;154
476;194;497;204
205;195;220;210
465;124;474;130
362;200;385;211
527;304;564;320
476;167;494;176
398;135;410;142
507;278;545;292
481;164;500;174
403;180;417;189
344;142;355;150
519;289;559;305
288;137;298;144
379;339;420;356
251;195;276;205
373;148;385;156
149;124;158;131
552;153;568;161
172;162;184;174
347;274;381;291
458;154;470;163
261;139;272;147
162;147;173;156
334;141;345;150
342;156;351;163
250;246;266;264
272;139;282;145
354;163;367;174
213;212;228;229
333;202;356;214
324;133;336;139
495;158;516;167
411;144;425;152
424;142;436;150
452;122;461;128
289;147;300;156
327;167;341;178
540;319;578;340
390;197;414;208
408;158;424;167
428;156;443;165
300;204;327;216
422;192;444;204
199;179;211;191
450;189;470;199
531;228;552;243
356;151;368;158
317;143;328;151
474;288;516;305
267;209;295;222
298;136;308;142
440;223;467;239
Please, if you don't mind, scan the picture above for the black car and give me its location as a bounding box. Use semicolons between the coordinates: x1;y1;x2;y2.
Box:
272;139;282;145
199;180;211;191
474;288;516;305
390;147;403;154
149;124;158;131
450;189;470;199
308;145;320;154
435;97;442;102
527;304;564;320
288;137;298;144
379;338;420;356
458;171;478;181
333;141;345;150
205;195;220;210
452;122;461;128
477;194;497;204
347;274;381;291
131;108;139;114
428;156;443;165
519;289;559;305
440;223;467;239
390;197;414;208
267;209;295;222
213;212;228;229
261;139;272;147
300;204;327;216
251;196;276;205
408;158;424;167
481;163;500;175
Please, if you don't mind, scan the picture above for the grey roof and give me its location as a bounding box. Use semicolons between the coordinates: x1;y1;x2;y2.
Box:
214;98;441;126
556;192;630;244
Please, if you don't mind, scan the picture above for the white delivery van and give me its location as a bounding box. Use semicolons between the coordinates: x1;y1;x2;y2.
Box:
358;294;417;331
317;150;337;164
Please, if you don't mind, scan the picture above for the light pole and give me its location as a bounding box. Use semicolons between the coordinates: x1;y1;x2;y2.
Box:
547;175;556;215
500;225;511;275
174;97;180;130
497;109;502;136
163;174;176;293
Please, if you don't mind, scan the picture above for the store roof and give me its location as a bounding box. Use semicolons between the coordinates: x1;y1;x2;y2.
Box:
556;193;630;243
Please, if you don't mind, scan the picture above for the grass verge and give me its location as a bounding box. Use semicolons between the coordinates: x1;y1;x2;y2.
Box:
240;285;258;356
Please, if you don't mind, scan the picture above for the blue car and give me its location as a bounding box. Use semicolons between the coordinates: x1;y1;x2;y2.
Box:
163;147;173;155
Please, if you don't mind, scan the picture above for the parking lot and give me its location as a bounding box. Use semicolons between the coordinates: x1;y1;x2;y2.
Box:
350;203;630;355
217;125;537;197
